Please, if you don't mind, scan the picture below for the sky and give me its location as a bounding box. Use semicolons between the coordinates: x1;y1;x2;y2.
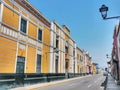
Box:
28;0;120;68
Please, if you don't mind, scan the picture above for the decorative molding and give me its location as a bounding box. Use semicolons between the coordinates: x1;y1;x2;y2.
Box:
17;0;50;27
18;43;26;50
4;0;49;30
0;1;3;22
0;24;42;50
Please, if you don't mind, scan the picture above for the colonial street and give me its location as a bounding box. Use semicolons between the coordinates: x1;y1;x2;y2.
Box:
36;74;106;90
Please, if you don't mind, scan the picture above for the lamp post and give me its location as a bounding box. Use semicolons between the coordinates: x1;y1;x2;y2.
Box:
99;4;120;20
99;4;120;81
106;54;111;73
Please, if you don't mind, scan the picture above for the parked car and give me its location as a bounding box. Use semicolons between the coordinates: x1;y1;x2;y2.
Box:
103;71;108;76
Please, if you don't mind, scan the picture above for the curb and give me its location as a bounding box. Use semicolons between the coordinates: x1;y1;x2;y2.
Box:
10;75;92;90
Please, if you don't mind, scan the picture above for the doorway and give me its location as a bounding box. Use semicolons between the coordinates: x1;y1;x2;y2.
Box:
55;56;59;73
16;56;25;73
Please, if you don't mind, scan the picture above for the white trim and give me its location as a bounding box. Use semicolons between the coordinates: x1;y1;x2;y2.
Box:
4;0;44;33
35;46;37;73
58;27;60;73
25;44;28;73
0;1;3;22
3;0;47;31
14;11;21;73
0;25;43;50
26;16;29;35
41;54;42;73
54;25;57;47
14;42;18;73
24;0;50;23
8;0;50;29
18;14;21;31
53;54;55;73
4;1;20;15
35;27;38;73
49;22;54;73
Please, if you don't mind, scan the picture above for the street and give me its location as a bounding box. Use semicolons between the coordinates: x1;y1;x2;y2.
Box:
36;74;106;90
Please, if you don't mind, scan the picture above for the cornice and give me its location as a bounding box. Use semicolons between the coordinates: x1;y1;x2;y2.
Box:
17;0;51;27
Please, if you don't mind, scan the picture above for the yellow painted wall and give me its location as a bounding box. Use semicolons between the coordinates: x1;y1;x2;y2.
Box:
42;45;50;73
26;46;36;73
2;6;19;29
63;26;70;36
30;17;37;24
28;22;37;38
22;11;27;17
56;26;59;34
92;65;96;74
18;44;26;57
42;27;50;73
0;37;17;73
4;0;19;11
43;27;50;45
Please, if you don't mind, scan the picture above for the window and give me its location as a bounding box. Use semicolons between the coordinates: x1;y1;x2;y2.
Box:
36;54;42;73
55;56;59;73
38;29;42;41
56;35;59;48
73;49;75;56
56;39;59;48
65;46;68;54
20;18;27;33
80;55;82;60
65;41;69;47
77;54;79;60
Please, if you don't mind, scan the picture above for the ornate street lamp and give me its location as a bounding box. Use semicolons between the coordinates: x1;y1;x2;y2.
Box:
99;4;120;81
99;4;108;19
99;4;120;20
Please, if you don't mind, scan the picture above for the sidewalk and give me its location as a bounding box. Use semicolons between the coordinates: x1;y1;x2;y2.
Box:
106;74;120;90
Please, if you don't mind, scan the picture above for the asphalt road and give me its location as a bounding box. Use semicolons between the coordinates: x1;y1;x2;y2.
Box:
36;74;106;90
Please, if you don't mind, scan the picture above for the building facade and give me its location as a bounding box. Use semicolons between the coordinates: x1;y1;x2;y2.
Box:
62;25;77;73
0;0;51;73
50;22;77;73
0;0;94;74
92;63;97;74
76;47;84;73
50;21;65;73
85;53;92;74
111;25;120;82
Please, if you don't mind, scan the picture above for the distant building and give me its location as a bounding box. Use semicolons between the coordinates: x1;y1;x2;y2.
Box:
76;47;84;73
62;25;77;73
110;24;120;84
92;63;98;74
85;53;92;74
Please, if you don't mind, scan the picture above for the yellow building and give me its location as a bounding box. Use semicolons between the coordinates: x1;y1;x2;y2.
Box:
76;47;84;73
0;0;51;73
85;53;92;74
92;63;97;74
62;25;77;73
0;0;93;74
